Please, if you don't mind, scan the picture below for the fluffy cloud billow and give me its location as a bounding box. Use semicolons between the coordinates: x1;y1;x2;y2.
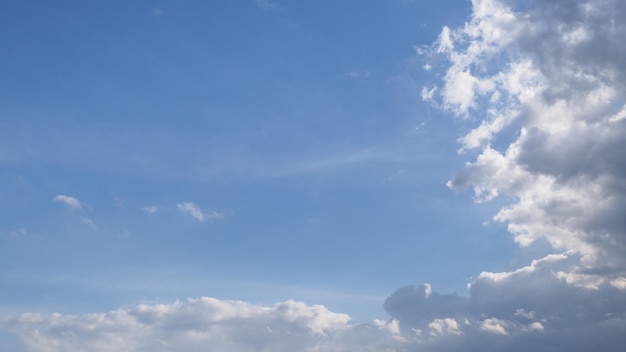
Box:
383;258;626;351
3;298;406;352
428;0;626;284
406;0;626;349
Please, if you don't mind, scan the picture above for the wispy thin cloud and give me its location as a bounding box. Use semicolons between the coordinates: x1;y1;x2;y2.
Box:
142;205;159;214
205;210;225;220
53;194;82;209
177;202;224;222
9;228;27;237
80;217;98;230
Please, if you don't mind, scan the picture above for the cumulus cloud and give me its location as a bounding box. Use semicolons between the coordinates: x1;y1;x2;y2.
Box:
380;261;626;350
5;276;626;351
3;298;404;352
383;0;626;349
53;194;82;209
424;0;626;284
177;202;224;222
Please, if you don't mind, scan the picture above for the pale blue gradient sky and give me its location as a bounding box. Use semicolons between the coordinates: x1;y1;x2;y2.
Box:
1;0;516;329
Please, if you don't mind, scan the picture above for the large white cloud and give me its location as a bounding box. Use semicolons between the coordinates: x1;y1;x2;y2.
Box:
389;0;626;349
428;0;626;285
3;298;404;352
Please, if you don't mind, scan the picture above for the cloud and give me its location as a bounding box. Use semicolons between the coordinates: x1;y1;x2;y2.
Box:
177;202;224;222
53;194;82;209
5;272;626;351
380;256;626;351
422;0;626;283
3;298;404;352
383;0;626;349
142;205;159;214
8;228;27;237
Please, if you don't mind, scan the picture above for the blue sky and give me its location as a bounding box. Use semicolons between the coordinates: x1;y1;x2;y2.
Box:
2;0;626;351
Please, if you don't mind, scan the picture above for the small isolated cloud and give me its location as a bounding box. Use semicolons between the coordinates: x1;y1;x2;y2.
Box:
152;8;163;16
177;202;224;222
142;205;159;214
344;70;371;79
53;194;82;209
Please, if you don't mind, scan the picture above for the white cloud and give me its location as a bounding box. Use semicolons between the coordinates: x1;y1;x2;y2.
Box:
177;202;224;222
479;318;507;335
4;298;404;352
53;194;82;209
610;278;626;290
428;318;462;336
425;0;626;282
379;0;626;349
177;202;205;221
11;265;619;352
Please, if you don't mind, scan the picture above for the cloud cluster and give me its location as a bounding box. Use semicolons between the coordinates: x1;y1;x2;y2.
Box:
6;270;625;352
3;298;403;352
382;260;626;350
426;0;626;286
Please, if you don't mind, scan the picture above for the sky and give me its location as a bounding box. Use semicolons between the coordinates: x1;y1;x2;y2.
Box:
1;0;625;351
